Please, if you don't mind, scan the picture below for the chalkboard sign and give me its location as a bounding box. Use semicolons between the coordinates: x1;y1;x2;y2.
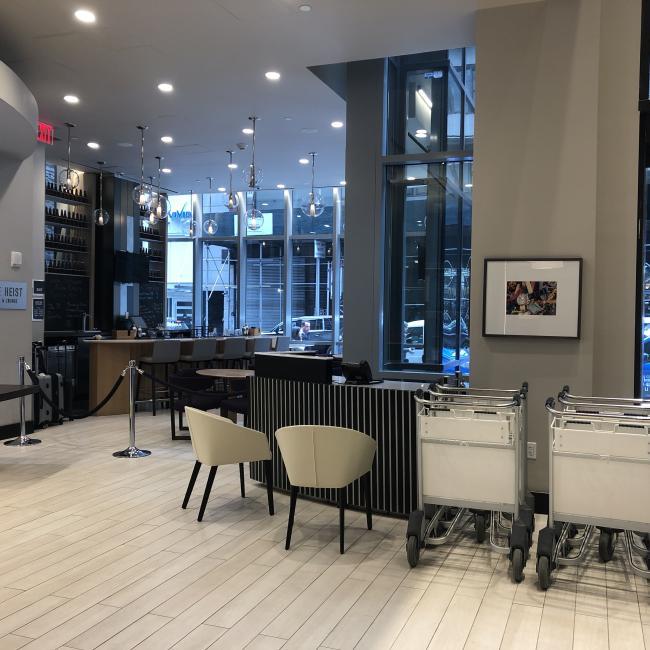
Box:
138;282;164;329
45;275;89;331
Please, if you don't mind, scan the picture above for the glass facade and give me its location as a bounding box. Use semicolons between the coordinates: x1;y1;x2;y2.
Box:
383;48;474;373
166;187;344;353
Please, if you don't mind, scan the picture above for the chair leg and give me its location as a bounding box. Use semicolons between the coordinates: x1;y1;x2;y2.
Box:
182;461;201;508
339;487;346;554
151;366;157;417
198;466;218;522
286;485;298;550
170;403;176;438
265;459;274;515
239;463;246;498
363;472;373;530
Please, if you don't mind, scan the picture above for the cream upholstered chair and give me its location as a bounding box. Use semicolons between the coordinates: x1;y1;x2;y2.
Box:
275;425;376;554
183;407;274;521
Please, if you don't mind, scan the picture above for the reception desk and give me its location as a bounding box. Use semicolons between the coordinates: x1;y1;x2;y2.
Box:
249;375;422;518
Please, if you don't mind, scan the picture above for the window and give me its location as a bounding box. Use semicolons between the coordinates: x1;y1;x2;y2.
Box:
201;241;237;335
202;192;238;237
293;187;334;235
246;190;284;236
383;49;473;373
245;241;284;331
167;240;194;328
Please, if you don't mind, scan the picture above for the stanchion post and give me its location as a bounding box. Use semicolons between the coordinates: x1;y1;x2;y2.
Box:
113;360;151;458
5;356;41;447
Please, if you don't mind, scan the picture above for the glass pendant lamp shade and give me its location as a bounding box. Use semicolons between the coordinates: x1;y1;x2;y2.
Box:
246;207;264;231
301;152;324;217
59;122;80;190
204;218;218;235
301;190;324;218
93;162;111;226
150;156;169;219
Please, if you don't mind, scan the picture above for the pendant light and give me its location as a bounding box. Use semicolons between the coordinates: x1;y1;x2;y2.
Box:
225;150;239;211
301;152;324;217
93;161;110;226
244;116;264;232
58;122;80;191
132;125;152;209
150;156;169;220
204;177;218;235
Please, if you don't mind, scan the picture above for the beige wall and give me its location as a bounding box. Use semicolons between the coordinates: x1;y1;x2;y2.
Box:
0;147;45;427
471;0;640;491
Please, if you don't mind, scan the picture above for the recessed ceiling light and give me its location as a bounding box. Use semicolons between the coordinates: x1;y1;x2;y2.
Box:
299;4;312;11
161;167;172;174
157;82;174;93
87;142;100;149
265;71;281;81
74;8;96;23
277;183;286;189
217;186;226;192
331;121;344;129
261;202;269;206
227;162;238;170
160;135;173;144
299;158;309;165
63;94;80;104
340;180;346;186
406;176;416;181
414;132;428;139
242;127;254;135
464;183;473;188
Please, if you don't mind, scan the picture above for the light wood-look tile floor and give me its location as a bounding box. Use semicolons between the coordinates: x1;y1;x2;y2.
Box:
0;413;647;649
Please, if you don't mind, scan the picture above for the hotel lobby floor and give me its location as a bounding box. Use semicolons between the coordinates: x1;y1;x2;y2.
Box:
0;415;647;650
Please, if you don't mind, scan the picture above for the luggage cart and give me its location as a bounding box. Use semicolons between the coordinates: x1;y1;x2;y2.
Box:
537;396;650;590
407;384;533;582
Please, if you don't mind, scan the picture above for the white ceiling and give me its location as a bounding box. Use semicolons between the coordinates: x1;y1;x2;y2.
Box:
0;0;528;192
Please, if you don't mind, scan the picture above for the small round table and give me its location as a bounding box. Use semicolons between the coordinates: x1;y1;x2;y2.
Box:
196;369;254;380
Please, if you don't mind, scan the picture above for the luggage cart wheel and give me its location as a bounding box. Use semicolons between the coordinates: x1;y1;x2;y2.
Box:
511;547;524;583
474;513;487;544
598;530;616;563
406;535;420;568
537;555;551;590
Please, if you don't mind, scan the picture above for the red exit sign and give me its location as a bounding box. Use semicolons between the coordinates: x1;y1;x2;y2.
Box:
37;121;54;145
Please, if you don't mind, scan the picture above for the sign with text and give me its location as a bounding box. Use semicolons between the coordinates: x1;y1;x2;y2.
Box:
32;297;45;321
0;281;27;309
37;121;54;145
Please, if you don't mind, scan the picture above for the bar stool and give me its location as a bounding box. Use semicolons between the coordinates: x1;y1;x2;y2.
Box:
243;337;273;368
274;336;291;352
214;337;246;368
179;338;217;369
137;339;181;416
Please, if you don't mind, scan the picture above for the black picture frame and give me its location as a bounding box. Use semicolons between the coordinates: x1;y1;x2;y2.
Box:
482;257;583;339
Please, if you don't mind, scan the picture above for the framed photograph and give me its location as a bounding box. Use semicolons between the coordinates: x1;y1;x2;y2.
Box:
483;258;582;338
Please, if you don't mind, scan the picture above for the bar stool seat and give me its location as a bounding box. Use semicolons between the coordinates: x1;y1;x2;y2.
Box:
137;339;182;416
179;338;218;368
214;337;246;368
243;337;273;367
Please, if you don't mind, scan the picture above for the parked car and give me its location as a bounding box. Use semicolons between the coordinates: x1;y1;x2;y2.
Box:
268;315;342;344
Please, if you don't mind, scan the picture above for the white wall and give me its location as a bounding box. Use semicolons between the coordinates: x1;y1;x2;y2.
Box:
471;0;640;491
0;58;43;429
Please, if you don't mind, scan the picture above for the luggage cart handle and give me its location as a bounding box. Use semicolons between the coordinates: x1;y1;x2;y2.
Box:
415;389;520;409
546;397;650;421
433;384;524;397
557;394;650;412
559;387;649;406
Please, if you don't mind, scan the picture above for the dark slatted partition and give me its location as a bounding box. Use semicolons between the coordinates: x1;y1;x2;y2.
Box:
249;377;417;517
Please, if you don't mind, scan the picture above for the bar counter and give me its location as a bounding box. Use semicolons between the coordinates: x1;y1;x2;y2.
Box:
249;374;423;518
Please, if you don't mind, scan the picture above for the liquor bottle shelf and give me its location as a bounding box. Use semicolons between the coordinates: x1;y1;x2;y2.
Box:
45;213;90;228
45;265;89;277
45;239;89;253
45;188;90;206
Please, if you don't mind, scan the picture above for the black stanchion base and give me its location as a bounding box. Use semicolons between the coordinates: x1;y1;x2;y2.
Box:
113;446;151;458
4;437;41;446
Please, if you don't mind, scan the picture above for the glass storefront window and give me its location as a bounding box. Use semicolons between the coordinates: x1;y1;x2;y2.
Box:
167;240;194;329
383;161;472;372
201;241;238;335
245;190;284;236
291;239;334;347
167;194;193;237
245;241;284;331
293;187;334;235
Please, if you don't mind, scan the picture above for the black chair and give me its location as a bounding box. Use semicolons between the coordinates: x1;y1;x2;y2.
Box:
169;370;227;440
137;340;182;416
219;378;250;425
